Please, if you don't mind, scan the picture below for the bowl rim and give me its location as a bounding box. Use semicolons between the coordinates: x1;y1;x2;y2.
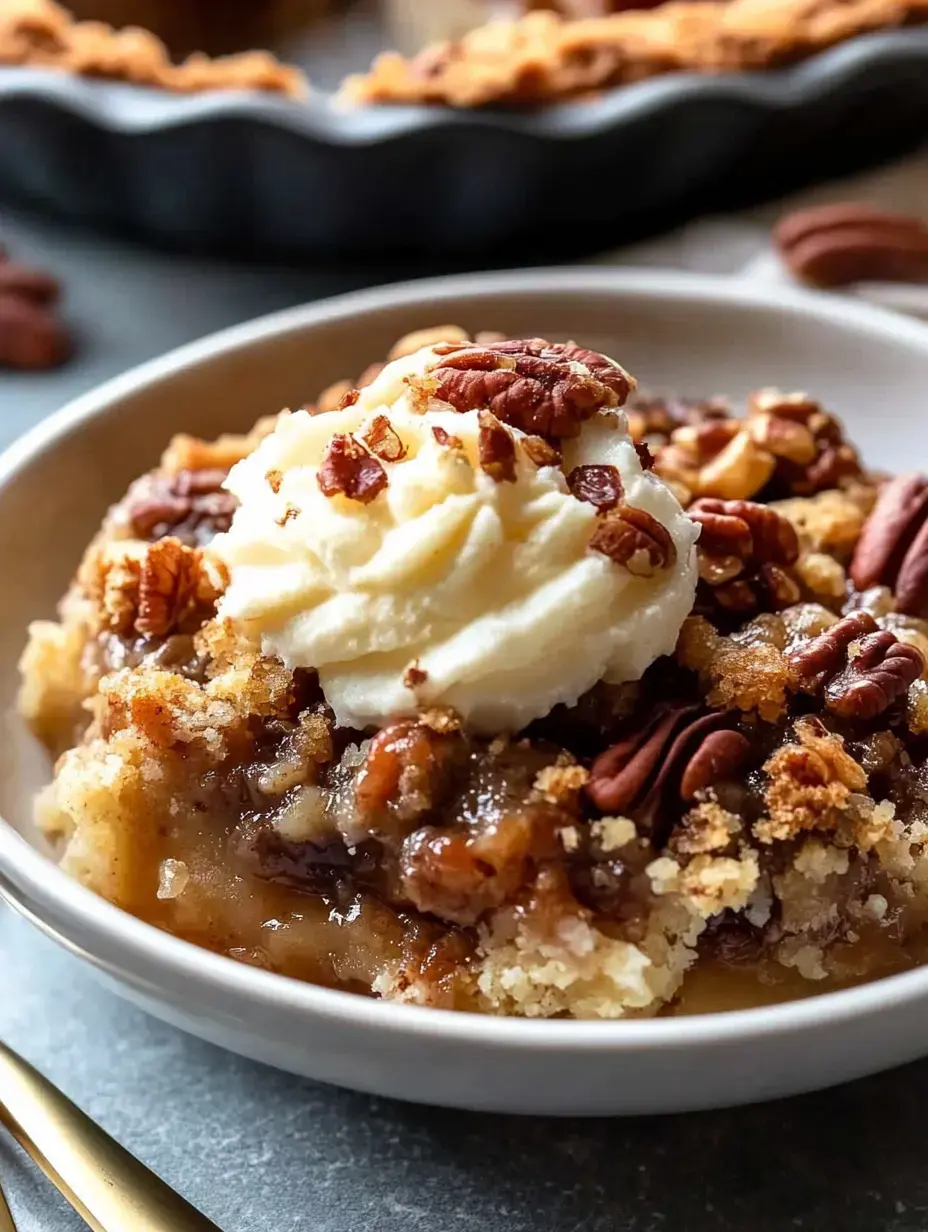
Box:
6;263;928;1050
1;27;927;142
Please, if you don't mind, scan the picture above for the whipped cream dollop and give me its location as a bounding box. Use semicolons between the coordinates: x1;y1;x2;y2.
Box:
212;342;698;732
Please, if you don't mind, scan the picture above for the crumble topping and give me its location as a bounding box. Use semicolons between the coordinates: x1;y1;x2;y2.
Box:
19;320;928;1020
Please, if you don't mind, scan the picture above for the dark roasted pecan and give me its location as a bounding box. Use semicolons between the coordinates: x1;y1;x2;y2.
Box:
477;410;516;483
124;468;237;546
0;263;60;305
363;414;406;462
354;720;464;836
850;474;928;618
317;434;388;504
522;435;561;468
426;338;631;440
585;704;748;843
589;504;676;577
566;463;624;511
824;631;924;720
774;203;928;288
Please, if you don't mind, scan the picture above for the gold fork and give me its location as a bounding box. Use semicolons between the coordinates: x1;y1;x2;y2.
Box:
0;1180;16;1232
0;1040;221;1231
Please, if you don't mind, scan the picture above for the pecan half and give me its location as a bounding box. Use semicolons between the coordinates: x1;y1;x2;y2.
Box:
586;705;747;844
123;468;237;546
0;292;70;370
789;610;923;718
566;463;624;511
775;203;928;288
689;499;799;566
477;410;516;483
589;504;676;577
690;498;800;618
824;630;924;720
426;338;632;440
850;474;928;618
317;434;387;504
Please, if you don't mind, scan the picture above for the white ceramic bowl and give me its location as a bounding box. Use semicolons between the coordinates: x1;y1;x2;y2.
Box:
2;268;928;1117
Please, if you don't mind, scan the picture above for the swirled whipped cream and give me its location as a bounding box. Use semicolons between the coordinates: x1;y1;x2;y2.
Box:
212;341;698;732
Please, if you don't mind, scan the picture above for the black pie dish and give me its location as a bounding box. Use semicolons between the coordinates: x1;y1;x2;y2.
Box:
1;28;927;259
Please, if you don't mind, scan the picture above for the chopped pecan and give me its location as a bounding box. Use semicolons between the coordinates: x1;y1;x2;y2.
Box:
746;388;864;498
850;474;928;617
317;434;387;504
399;816;537;926
589;503;676;577
432;425;463;449
624;393;731;445
354;720;460;835
774;203;928;288
363;414;407;462
690;499;800;618
654;421;775;505
123;468;237;546
566;463;624;511
586;704;747;844
266;469;283;494
426;338;632;440
477;410;517;483
522;435;561;467
403;661;428;689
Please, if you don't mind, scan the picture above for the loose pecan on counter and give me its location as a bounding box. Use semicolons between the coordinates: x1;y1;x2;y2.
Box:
586;704;751;844
423;338;633;440
689;498;800;616
789;610;923;719
0;253;71;370
850;474;928;618
775;203;928;288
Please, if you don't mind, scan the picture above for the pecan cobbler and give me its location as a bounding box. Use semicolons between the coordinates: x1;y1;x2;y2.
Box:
19;326;928;1018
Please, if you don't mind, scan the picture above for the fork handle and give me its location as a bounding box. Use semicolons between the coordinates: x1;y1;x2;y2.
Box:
0;1041;222;1232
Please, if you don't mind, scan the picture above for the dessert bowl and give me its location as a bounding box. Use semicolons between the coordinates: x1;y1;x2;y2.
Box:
4;267;928;1115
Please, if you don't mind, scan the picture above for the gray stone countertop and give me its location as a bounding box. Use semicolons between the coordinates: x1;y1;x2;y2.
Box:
3;207;928;1232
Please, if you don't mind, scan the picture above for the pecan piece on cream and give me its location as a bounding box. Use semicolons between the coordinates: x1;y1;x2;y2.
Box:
432;425;463;449
363;414;407;462
477;410;517;483
850;474;928;618
317;434;387;504
566;463;624;511
426;337;632;441
774;203;928;288
589;503;676;577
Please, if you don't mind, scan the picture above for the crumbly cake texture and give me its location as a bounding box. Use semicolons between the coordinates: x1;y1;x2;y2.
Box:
0;0;306;95
19;323;928;1019
342;0;928;107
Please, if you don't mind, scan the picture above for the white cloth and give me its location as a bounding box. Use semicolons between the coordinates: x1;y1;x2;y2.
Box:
596;150;928;320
